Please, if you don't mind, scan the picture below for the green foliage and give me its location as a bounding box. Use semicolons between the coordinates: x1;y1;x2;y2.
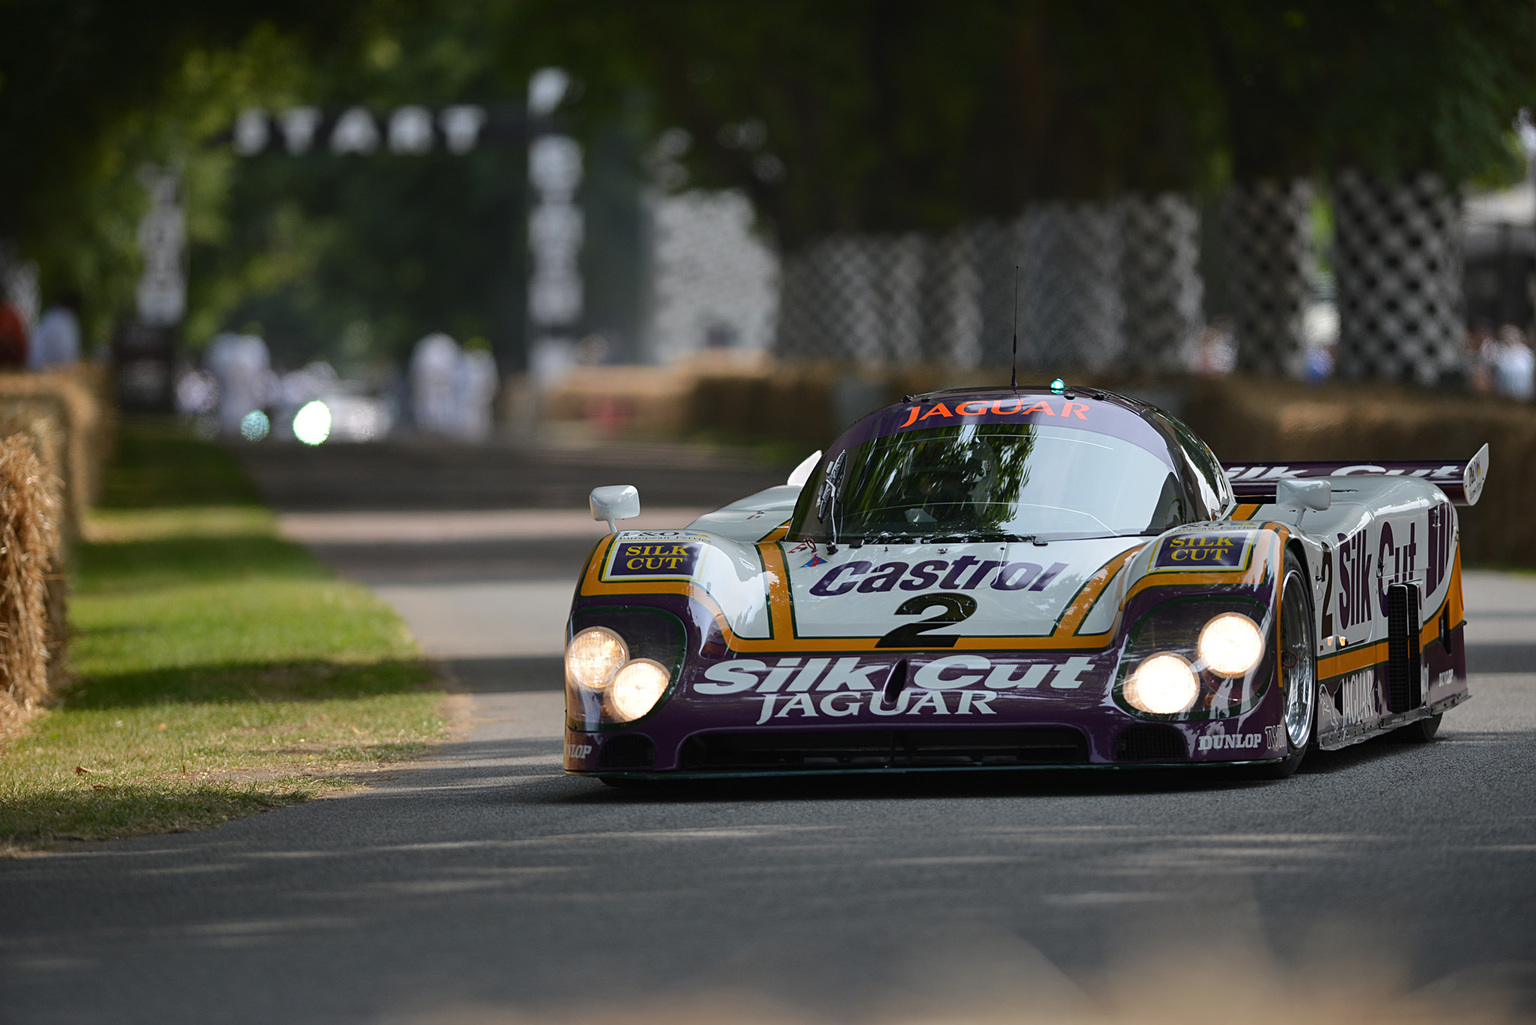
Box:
519;0;1534;246
0;422;443;849
1212;0;1534;184
515;1;1228;245
0;2;360;342
184;0;542;364
3;0;1532;349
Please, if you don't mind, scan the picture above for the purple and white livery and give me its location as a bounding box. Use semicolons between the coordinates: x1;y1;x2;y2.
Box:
564;385;1488;781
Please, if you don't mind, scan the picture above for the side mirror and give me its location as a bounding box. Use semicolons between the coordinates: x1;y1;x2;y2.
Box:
1276;478;1331;520
590;485;640;533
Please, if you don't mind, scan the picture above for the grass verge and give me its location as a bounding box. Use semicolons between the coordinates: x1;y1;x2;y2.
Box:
0;423;445;851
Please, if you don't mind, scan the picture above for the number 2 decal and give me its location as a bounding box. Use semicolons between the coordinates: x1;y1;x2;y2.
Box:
877;593;977;648
1319;546;1335;639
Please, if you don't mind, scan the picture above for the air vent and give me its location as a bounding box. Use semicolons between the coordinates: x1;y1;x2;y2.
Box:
1114;725;1187;762
598;733;656;770
1386;582;1422;714
678;728;1088;771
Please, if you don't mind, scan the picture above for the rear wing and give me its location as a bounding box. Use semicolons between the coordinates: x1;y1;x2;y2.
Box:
1223;444;1489;507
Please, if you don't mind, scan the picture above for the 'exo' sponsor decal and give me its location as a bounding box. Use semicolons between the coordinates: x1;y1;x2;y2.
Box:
1153;533;1253;571
895;397;1090;430
809;557;1068;596
605;540;700;580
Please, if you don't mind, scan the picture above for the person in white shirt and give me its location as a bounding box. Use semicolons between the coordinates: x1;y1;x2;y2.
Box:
27;296;81;369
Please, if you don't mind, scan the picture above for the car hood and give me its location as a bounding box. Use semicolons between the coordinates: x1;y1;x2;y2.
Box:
778;536;1148;642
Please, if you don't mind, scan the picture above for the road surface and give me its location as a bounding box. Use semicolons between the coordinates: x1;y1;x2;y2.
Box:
1;437;1532;1024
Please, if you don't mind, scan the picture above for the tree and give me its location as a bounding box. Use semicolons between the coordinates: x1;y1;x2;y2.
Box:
0;0;361;338
512;0;1533;249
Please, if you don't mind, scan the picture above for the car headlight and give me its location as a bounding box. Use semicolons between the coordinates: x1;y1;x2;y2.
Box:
1197;612;1264;677
566;626;628;691
608;659;670;721
1124;652;1199;715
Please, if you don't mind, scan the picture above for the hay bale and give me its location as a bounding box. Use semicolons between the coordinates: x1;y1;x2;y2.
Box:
0;367;111;534
0;434;62;739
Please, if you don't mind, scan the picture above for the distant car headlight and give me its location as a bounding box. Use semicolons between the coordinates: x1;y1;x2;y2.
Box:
608;659;670;721
1197;612;1264;677
566;626;628;691
1124;652;1199;715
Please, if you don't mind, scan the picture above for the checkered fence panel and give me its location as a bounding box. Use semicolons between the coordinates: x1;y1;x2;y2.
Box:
1017;202;1124;370
775;196;1204;372
1118;193;1204;370
1333;169;1464;386
1224;179;1312;377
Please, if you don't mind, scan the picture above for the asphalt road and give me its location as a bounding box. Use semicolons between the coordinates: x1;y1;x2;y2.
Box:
2;437;1533;1025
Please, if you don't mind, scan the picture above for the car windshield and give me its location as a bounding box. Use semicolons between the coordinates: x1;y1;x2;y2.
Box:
797;422;1187;542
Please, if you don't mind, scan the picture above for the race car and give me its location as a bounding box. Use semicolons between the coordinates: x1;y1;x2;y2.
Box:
563;383;1488;781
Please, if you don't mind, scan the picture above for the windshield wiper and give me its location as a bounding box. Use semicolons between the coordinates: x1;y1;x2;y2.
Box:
857;530;917;544
918;531;1048;545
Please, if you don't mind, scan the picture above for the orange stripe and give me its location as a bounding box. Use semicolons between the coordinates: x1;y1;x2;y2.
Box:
1448;545;1464;630
1230;503;1261;521
758;522;790;543
1055;545;1144;635
758;541;794;639
1318;640;1387;677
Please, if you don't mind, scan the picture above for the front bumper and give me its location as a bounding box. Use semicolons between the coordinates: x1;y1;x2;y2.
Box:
565;649;1288;777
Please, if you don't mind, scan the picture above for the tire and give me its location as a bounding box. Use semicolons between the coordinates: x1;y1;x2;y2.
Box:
1261;551;1319;779
1393;712;1443;743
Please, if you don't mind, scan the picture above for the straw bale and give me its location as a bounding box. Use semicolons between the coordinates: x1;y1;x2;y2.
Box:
0;366;112;534
0;434;62;741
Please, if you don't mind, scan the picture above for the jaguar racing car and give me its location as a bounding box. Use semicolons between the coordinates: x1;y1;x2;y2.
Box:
564;384;1488;781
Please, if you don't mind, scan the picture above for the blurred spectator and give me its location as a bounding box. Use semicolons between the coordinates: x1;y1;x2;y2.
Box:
1465;323;1495;394
410;333;460;436
1304;344;1335;382
455;341;498;442
27;295;81;369
0;298;27;368
175;368;219;416
1193;322;1236;377
1492;324;1534;401
205;332;274;436
410;333;498;441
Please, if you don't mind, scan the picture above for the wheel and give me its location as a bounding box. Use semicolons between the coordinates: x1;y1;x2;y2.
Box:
1392;712;1443;743
1262;551;1319;778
